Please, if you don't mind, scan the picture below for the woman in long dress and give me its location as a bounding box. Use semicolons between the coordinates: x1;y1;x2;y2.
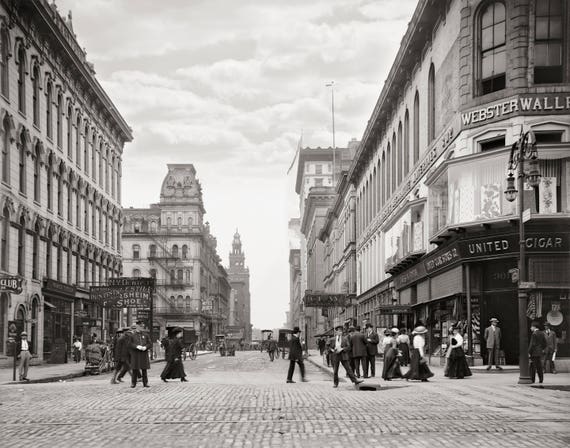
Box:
397;329;410;367
382;328;403;381
160;328;188;382
404;326;434;382
445;327;472;379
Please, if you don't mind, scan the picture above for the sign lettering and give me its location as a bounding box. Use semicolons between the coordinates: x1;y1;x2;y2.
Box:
0;276;23;294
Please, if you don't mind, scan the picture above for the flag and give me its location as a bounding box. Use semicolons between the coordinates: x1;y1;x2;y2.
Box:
286;133;303;175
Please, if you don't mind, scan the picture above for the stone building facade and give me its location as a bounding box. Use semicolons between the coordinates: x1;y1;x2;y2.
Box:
349;0;570;365
0;0;131;363
122;164;229;342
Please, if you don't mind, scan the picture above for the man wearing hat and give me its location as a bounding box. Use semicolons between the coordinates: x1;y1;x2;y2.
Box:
286;326;307;383
543;323;557;374
363;323;379;378
18;331;32;381
351;325;367;378
129;321;152;388
484;318;503;370
327;326;363;388
529;321;547;385
111;328;132;384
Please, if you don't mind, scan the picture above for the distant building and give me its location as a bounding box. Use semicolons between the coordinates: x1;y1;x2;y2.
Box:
122;164;229;341
0;1;131;361
227;230;251;343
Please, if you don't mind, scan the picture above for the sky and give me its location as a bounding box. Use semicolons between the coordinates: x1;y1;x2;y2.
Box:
56;0;417;328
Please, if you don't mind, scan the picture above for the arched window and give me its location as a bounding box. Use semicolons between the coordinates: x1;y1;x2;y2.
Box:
177;269;183;281
150;221;156;233
132;245;140;260
132;268;140;278
392;132;397;192
56;235;63;281
17;216;25;275
56;93;63;147
56;165;62;217
534;0;563;84
17;46;26;114
1;207;9;270
46;228;53;278
33;143;40;202
75;190;80;229
2;115;10;183
75;114;81;166
46;81;53;139
67;182;72;223
31;296;39;351
413;91;420;164
397;122;403;184
403;110;410;176
83;124;89;172
479;2;506;94
98;142;103;187
83;196;88;232
177;295;184;309
91;202;95;237
91;134;96;179
172;244;179;258
67;103;73;159
428;64;436;142
18;131;26;194
381;151;386;206
386;143;391;197
182;244;188;259
32;222;39;279
32;65;40;127
47;157;53;210
0;26;9;97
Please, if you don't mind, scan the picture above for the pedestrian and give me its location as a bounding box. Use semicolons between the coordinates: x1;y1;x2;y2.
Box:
129;321;152;388
160;334;170;360
267;334;278;361
327;325;363;388
351;325;367;378
18;331;32;381
484;317;503;370
382;328;403;381
543;323;557;374
397;328;410;367
72;336;82;363
318;337;326;356
363;323;379;378
403;325;434;382
111;328;131;384
529;320;547;386
347;326;356;375
286;326;307;383
445;326;472;379
161;327;188;382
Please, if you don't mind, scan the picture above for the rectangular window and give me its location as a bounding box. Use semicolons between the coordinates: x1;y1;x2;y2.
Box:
480;3;506;94
315;164;322;175
534;0;563;84
479;136;506;152
315;178;323;186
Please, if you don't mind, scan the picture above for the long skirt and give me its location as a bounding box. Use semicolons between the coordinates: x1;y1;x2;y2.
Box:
398;342;410;366
445;347;472;379
161;359;186;380
404;348;434;380
382;347;403;380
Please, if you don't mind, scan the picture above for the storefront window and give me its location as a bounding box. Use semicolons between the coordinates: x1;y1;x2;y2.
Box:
384;205;425;270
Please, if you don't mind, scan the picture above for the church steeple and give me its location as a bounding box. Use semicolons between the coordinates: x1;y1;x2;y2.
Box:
229;229;246;271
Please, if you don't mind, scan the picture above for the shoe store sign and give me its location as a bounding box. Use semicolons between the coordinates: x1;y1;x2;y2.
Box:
0;276;23;294
90;277;156;308
461;94;570;129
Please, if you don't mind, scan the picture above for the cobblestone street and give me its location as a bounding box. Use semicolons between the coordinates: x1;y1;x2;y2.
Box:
0;352;569;447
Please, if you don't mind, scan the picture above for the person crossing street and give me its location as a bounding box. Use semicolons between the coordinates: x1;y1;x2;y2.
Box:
328;326;363;388
286;327;307;383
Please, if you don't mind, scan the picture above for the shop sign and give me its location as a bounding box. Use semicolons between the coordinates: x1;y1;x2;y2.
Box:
90;277;155;308
43;279;76;297
461;94;570;129
82;319;99;327
394;264;427;289
303;292;351;308
0;276;23;294
377;305;412;314
424;243;461;274
136;308;150;321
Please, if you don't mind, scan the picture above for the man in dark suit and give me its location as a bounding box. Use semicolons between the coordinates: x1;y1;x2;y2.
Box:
529;321;547;385
351;326;367;378
543;323;557;374
129;321;152;388
484;317;503;370
363;323;379;378
286;327;307;383
111;328;131;384
327;326;363;388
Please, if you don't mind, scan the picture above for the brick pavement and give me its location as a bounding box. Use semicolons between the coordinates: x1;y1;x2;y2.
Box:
0;351;568;448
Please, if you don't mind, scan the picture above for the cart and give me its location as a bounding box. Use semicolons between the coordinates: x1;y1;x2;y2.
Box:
260;329;273;352
216;334;228;356
278;329;293;359
84;342;111;375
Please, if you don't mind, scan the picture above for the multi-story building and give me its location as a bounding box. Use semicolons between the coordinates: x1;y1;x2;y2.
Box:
227;230;251;343
0;1;131;363
122;164;229;342
288;218;301;329
350;0;570;366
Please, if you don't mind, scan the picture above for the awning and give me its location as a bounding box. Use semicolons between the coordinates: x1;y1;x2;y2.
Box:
43;300;56;309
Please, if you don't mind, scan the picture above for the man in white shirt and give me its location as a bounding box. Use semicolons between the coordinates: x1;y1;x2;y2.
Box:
18;331;32;381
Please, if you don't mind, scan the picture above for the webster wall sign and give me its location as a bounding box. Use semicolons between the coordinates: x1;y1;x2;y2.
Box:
461;94;570;128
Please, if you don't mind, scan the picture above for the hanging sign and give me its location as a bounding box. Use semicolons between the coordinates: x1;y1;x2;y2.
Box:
0;276;23;294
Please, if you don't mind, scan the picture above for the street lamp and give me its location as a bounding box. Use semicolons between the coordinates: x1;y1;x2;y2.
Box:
504;129;540;385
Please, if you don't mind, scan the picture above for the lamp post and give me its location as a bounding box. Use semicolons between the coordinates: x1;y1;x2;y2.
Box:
504;129;540;385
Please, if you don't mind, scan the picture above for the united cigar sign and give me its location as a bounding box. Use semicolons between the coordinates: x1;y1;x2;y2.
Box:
461;94;570;128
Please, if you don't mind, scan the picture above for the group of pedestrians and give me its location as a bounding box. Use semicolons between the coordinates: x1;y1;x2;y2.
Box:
109;321;153;388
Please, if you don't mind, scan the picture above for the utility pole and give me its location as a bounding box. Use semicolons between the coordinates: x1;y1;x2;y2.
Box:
326;81;336;186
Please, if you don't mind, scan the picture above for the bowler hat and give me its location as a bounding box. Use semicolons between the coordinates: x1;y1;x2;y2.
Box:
334;325;344;331
490;318;499;323
292;326;301;334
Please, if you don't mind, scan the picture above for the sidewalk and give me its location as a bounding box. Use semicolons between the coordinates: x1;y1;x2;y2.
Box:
0;351;213;385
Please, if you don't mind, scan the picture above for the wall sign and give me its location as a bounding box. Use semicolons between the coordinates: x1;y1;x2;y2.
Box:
0;276;23;294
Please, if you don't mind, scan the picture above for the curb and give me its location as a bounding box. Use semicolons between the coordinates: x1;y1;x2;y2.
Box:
2;351;214;385
305;355;344;381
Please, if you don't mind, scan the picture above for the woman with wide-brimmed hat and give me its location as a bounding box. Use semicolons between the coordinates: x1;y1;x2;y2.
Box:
445;325;472;379
404;325;434;382
160;327;188;382
382;327;403;381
